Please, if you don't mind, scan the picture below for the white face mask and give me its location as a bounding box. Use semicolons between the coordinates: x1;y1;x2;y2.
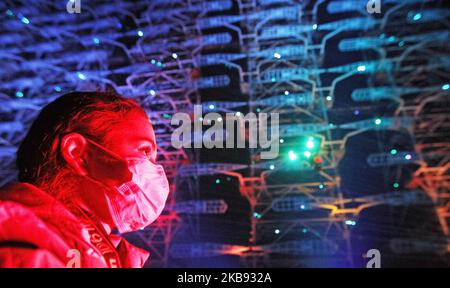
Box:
108;158;169;233
84;138;169;234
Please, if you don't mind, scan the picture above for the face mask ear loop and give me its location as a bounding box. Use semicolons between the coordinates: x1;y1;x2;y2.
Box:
84;137;126;163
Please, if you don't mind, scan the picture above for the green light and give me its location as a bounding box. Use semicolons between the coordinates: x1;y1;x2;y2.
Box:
256;108;261;113
319;184;324;189
374;118;382;125
288;150;298;161
393;183;399;188
413;13;422;21
215;179;221;184
442;84;450;90
390;149;398;155
279;138;284;144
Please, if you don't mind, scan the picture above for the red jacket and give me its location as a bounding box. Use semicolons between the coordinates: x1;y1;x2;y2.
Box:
0;182;149;268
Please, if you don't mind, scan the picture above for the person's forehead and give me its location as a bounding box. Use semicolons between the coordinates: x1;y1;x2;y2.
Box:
106;111;156;144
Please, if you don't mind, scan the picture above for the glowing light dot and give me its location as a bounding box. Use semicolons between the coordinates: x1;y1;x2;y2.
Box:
319;184;324;189
413;13;422;21
15;91;24;98
215;179;220;184
374;118;382;125
137;30;144;37
326;96;332;101
172;53;178;59
149;89;156;96
345;220;356;226
354;110;360;115
269;164;275;170
405;154;412;160
150;59;156;64
300;204;305;210
284;90;289;95
6;10;13;16
312;24;318;30
256;108;261;113
302;228;308;233
54;86;62;92
235;112;241;116
306;141;314;149
357;65;366;72
157;61;163;67
209;104;215;110
253;212;261;219
393;183;400;188
93;37;100;45
279;138;284;144
77;72;86;80
304;151;311;158
217;117;222;122
199;117;203;121
442;84;449;90
273;52;281;59
274;229;280;234
21;17;30;24
390;149;398;155
288;150;298;161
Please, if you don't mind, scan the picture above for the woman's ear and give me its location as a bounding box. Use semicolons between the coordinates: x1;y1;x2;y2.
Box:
60;133;88;175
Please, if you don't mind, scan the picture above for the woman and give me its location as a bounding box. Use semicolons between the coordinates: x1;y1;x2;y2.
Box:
0;91;169;267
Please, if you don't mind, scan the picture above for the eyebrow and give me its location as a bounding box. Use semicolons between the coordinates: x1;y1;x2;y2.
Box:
133;136;156;149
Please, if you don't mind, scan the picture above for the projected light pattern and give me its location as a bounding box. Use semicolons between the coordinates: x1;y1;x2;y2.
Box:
0;0;449;267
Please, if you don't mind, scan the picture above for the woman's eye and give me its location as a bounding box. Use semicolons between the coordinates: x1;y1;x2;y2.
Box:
139;147;155;161
140;148;150;156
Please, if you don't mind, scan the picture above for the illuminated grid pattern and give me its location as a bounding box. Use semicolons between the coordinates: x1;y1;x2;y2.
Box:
0;0;449;267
